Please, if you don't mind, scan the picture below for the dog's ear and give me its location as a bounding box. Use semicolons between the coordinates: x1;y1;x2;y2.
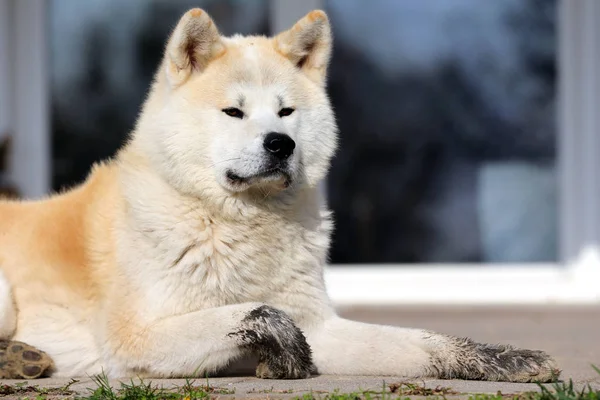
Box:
274;10;332;86
164;8;225;87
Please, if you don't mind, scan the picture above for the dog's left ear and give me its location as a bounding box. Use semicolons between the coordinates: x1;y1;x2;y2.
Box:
274;10;332;86
164;8;225;87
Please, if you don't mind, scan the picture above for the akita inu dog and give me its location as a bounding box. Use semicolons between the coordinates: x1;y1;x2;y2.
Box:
0;8;559;382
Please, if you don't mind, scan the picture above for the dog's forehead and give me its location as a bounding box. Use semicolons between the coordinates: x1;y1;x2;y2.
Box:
190;36;305;107
219;36;295;85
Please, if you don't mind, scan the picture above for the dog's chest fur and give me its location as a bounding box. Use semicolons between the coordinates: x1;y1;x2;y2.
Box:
114;185;331;318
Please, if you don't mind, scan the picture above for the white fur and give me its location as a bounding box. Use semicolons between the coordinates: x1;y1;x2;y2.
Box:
0;269;16;338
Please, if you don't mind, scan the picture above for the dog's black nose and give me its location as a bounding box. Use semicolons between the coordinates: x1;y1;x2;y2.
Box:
263;132;296;160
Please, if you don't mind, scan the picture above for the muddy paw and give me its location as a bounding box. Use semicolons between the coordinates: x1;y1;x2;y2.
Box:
0;340;54;379
489;347;560;383
229;306;313;380
433;335;561;383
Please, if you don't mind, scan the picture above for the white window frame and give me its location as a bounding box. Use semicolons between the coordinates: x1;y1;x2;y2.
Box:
0;0;598;305
0;0;50;199
270;0;600;306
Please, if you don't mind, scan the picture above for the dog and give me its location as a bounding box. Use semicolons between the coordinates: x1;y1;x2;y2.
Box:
0;8;559;382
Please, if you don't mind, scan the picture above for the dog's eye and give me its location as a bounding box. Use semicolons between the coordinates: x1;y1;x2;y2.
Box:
278;108;295;118
222;107;244;119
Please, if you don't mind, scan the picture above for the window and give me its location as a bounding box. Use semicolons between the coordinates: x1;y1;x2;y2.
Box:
323;0;558;264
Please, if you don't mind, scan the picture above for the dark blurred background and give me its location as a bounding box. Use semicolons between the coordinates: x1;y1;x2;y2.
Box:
45;0;557;264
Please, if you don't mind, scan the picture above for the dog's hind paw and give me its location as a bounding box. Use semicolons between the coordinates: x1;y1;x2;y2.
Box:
0;340;54;379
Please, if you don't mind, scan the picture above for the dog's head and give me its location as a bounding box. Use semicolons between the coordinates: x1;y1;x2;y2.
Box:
137;8;337;199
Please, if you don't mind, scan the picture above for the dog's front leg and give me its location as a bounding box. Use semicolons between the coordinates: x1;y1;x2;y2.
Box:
305;316;559;382
107;303;312;379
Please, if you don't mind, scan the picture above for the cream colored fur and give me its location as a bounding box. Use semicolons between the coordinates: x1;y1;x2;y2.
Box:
0;270;16;339
0;9;558;381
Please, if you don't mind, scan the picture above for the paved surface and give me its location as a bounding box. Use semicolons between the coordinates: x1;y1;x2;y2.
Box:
1;305;599;398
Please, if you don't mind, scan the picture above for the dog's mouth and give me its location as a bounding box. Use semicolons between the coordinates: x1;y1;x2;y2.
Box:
226;167;292;188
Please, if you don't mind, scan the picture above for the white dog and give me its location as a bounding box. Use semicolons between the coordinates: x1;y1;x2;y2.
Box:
0;8;558;382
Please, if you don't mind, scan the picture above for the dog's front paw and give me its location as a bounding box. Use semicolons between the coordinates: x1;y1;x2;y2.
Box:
229;305;313;380
0;340;54;379
433;335;561;383
480;346;560;383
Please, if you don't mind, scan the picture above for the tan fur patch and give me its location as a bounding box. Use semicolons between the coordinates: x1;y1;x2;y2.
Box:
307;10;326;22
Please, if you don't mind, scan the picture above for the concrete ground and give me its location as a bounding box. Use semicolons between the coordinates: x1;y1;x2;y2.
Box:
1;305;599;398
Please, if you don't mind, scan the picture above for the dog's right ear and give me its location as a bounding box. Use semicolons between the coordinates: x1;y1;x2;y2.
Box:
274;10;332;86
164;8;225;87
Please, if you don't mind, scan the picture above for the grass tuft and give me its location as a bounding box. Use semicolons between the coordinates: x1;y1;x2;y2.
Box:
85;371;234;400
